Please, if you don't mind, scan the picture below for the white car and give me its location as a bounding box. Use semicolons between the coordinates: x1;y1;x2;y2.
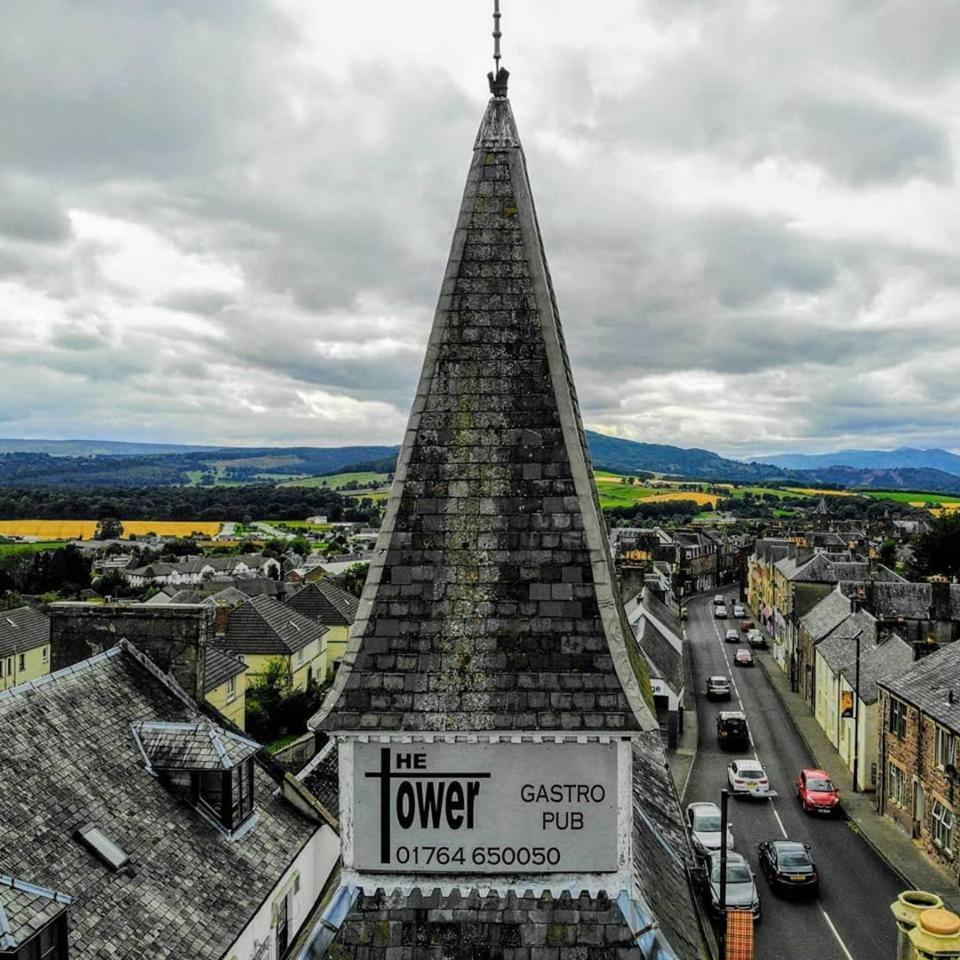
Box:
733;604;746;619
685;801;734;858
713;594;724;606
715;605;728;619
727;759;771;796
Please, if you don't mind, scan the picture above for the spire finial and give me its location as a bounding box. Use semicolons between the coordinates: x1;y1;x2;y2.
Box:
487;0;510;97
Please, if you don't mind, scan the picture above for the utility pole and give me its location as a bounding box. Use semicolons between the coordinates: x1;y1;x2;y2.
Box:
718;788;729;960
852;630;862;793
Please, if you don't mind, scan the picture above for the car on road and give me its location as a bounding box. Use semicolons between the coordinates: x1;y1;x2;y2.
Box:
685;801;734;858
703;850;761;921
724;629;739;643
714;594;725;606
733;604;746;619
717;712;750;750
734;648;754;667
796;768;841;815
727;758;771;796
706;676;732;700
746;629;767;650
739;619;755;633
715;605;728;619
758;840;820;897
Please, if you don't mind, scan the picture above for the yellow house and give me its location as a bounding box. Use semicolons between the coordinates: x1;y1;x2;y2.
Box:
203;645;248;730
284;579;360;677
223;595;328;691
0;607;51;692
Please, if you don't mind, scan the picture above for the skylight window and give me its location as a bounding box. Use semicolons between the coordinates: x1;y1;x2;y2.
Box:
75;824;130;872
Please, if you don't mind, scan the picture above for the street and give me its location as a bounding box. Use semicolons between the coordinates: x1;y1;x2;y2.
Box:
682;591;903;960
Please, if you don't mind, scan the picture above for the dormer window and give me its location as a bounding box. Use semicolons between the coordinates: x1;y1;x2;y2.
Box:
131;720;260;836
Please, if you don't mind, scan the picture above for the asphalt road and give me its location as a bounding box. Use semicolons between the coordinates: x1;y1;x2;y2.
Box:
681;590;902;960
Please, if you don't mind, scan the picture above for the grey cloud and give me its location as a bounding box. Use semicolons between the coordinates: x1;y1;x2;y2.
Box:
0;177;71;243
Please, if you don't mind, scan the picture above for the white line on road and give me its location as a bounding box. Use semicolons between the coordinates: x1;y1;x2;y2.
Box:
819;906;856;960
772;807;789;839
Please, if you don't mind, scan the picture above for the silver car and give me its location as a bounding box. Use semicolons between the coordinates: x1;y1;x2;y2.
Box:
705;850;761;920
685;801;734;858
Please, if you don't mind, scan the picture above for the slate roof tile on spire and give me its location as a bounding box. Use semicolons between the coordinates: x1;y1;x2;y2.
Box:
312;90;653;735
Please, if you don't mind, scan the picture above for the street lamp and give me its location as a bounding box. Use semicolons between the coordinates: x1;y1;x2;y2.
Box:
841;630;864;792
718;788;730;960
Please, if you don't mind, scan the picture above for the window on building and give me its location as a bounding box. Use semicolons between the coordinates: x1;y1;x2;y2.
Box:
12;912;69;960
194;759;255;833
888;763;907;807
889;698;908;739
18;652;25;672
933;801;955;855
226;676;237;703
296;648;303;666
42;646;48;663
275;889;291;958
937;728;957;771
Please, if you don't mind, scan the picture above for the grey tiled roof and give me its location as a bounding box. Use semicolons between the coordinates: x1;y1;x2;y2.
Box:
313;93;651;735
793;555;903;584
637;617;684;695
0;642;319;960
132;720;259;771
799;589;852;641
298;740;339;821
203;645;247;693
642;589;681;641
286;580;359;627
879;641;960;729
840;634;913;704
224;594;328;655
0;876;71;951
0;606;49;658
838;581;960;621
816;610;878;671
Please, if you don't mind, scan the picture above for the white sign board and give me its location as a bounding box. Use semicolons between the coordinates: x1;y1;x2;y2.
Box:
349;741;619;874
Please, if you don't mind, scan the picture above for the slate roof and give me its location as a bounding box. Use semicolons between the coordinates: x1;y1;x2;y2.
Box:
636;617;684;696
792;554;904;585
297;740;340;821
816;610;878;672
0;606;49;658
840;634;913;704
224;594;328;656
286;580;360;627
0;641;319;960
132;719;258;771
642;589;682;641
799;589;852;641
838;581;960;621
879;641;960;729
203;645;247;693
0;876;72;952
313;84;652;735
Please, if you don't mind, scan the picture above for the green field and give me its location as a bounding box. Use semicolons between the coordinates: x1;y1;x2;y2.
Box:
0;541;69;557
721;485;813;500
861;490;960;506
282;471;390;490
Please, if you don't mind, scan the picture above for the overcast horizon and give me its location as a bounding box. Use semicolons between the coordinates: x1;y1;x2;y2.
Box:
2;1;960;460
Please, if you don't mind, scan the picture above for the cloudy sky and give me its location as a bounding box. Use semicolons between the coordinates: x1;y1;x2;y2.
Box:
2;0;959;458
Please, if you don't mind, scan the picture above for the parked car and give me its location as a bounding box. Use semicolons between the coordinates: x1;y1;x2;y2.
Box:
714;594;725;606
706;676;732;700
725;629;739;643
727;759;771;796
734;648;754;667
685;801;734;858
739;619;755;633
715;605;728;619
717;712;750;750
704;851;761;921
796;768;841;815
747;629;768;650
758;840;820;897
733;605;746;619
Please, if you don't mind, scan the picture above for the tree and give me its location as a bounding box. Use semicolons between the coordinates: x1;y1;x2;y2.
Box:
909;513;960;581
97;517;123;540
337;562;369;598
878;539;898;569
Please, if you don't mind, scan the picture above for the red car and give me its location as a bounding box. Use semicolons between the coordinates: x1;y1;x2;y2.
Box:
739;620;755;633
796;768;841;815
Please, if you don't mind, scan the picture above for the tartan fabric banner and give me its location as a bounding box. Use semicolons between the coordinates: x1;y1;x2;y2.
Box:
727;909;755;960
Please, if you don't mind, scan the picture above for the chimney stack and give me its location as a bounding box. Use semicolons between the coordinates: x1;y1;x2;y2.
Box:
891;892;945;960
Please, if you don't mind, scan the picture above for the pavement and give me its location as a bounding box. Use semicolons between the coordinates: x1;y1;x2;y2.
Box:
756;649;960;912
668;625;700;799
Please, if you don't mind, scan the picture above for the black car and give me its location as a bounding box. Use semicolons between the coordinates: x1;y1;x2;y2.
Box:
716;711;750;750
758;840;820;897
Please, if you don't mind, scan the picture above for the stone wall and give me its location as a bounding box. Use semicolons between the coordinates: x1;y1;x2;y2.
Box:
48;602;214;701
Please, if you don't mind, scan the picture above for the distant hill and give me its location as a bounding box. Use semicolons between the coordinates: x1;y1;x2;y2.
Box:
1;432;960;494
584;431;785;481
750;447;960;477
0;438;218;456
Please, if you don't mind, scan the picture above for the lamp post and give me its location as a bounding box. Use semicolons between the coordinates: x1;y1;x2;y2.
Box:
844;630;864;793
718;788;730;960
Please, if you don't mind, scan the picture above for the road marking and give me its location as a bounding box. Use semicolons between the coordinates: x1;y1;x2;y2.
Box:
771;807;789;839
819;906;856;960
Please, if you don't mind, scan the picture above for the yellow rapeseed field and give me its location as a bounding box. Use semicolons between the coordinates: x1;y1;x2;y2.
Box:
0;520;222;539
0;520;98;539
784;488;857;497
641;492;719;507
122;521;223;537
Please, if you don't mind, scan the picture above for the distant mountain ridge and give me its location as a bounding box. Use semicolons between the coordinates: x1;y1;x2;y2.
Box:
751;446;960;477
1;433;960;494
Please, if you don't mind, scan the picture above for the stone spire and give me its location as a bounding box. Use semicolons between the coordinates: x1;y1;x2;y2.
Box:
312;85;655;736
